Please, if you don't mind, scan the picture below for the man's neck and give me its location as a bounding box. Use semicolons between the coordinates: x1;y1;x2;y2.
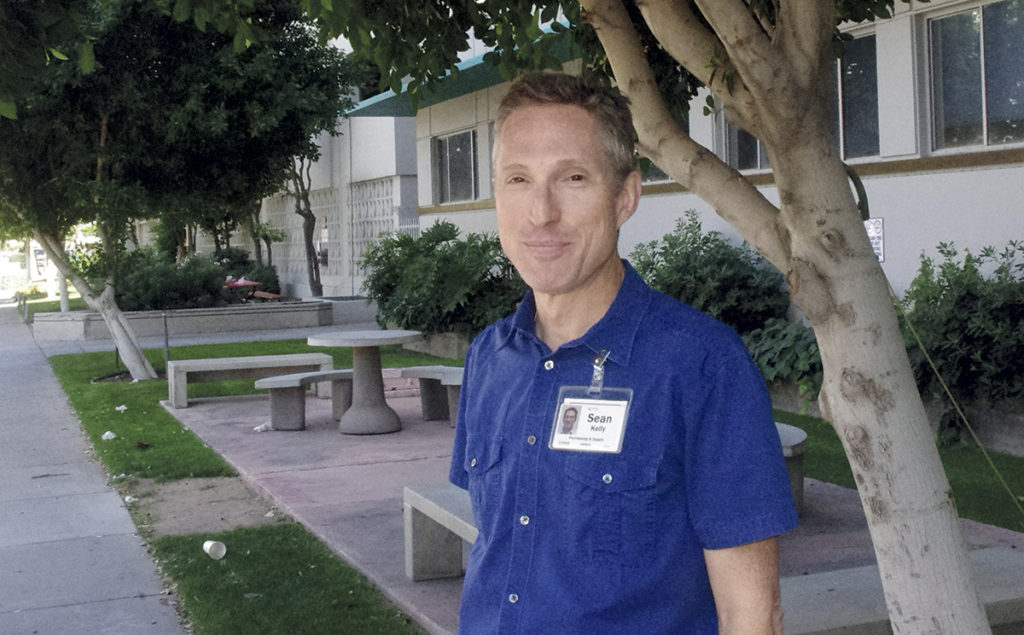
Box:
533;260;625;351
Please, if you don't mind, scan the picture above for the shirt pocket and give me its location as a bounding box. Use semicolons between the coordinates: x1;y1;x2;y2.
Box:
560;453;660;569
464;434;503;525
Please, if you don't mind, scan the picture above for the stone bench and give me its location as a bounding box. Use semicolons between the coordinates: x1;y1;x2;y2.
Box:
254;369;354;430
399;366;464;423
776;421;808;514
166;353;333;409
403;423;808;582
403;481;477;581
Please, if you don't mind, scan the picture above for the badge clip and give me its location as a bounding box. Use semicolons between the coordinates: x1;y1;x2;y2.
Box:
589;348;611;396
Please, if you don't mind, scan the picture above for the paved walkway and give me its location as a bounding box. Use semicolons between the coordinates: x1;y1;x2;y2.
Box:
0;298;183;634
4;296;1024;633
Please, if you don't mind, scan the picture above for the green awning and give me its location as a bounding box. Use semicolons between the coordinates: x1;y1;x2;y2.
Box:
348;52;505;118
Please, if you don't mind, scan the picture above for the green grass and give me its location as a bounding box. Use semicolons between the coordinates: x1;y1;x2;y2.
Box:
152;524;421;634
775;410;1024;533
21;295;88;322
48;341;462;482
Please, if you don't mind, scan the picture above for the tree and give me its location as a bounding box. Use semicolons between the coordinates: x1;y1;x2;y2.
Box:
0;0;358;380
288;157;323;296
295;1;987;632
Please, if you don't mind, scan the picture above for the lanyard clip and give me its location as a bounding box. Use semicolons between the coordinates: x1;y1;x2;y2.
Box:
589;348;611;396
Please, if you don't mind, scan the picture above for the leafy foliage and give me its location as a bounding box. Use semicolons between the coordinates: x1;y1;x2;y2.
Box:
360;221;526;336
629;211;789;335
115;248;229;311
902;241;1024;410
743;317;823;402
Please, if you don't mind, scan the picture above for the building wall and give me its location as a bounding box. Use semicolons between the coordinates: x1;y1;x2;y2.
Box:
412;0;1024;296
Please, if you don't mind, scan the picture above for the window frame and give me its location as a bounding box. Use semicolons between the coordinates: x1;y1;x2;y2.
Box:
432;128;480;205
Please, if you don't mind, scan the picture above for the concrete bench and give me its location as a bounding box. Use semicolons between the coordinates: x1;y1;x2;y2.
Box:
254;369;354;431
166;353;333;409
403;481;477;581
399;366;464;423
776;422;808;514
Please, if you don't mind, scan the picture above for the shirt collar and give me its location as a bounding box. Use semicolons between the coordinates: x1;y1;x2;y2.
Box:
497;260;650;367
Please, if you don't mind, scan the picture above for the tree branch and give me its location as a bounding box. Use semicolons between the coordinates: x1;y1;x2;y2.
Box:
776;1;834;88
581;0;791;270
636;0;760;135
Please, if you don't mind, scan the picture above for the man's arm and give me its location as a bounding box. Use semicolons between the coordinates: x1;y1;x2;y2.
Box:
704;536;783;635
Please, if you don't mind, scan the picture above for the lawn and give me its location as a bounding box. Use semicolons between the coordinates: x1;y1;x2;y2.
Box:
774;410;1024;533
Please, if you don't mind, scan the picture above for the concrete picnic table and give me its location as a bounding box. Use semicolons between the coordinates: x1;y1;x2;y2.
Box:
307;329;423;434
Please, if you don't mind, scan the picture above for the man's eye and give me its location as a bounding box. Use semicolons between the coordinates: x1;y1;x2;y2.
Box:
568;174;585;182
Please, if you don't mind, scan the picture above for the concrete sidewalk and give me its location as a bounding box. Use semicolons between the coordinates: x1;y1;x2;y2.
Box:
0;299;183;634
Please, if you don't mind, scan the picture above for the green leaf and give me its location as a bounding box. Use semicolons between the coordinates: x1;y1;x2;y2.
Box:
48;48;69;61
0;100;17;120
172;0;191;23
77;41;96;74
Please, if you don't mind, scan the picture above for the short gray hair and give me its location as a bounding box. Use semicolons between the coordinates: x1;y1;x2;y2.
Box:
493;72;636;187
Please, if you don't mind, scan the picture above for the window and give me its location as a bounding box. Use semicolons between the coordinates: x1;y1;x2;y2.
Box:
434;130;479;204
838;35;879;158
929;1;1024;149
724;124;769;171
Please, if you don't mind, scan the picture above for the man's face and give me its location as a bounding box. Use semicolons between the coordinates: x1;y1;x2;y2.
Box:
562;408;578;431
493;104;638;300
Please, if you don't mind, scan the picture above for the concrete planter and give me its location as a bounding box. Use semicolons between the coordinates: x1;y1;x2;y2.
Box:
769;382;1024;458
402;332;472;360
32;301;333;340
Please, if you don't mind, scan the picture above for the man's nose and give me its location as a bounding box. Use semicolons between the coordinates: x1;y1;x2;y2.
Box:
529;183;560;225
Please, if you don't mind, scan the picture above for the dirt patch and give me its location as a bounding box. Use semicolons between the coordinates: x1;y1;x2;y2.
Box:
121;476;288;540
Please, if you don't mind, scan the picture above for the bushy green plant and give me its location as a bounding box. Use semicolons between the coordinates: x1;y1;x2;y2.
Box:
244;264;281;295
743;317;823;403
361;221;527;336
902;241;1024;410
629;210;789;334
115;248;228;310
214;246;253;278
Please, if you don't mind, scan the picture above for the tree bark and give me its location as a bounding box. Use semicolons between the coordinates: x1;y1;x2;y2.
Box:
586;0;991;631
34;230;157;381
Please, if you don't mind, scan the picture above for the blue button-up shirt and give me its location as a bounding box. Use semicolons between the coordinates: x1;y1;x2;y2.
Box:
450;263;797;634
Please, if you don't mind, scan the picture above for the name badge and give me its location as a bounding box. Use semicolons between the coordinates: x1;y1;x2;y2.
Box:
549;389;632;454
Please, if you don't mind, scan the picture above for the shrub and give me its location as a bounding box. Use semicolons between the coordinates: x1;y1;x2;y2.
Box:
628;210;789;335
115;248;228;310
360;221;526;336
244;264;281;295
214;246;253;278
743;317;823;403
901;241;1024;412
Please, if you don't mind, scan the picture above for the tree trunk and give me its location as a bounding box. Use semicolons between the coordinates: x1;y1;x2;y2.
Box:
774;141;989;634
582;0;993;630
34;230;157;381
290;160;322;296
247;212;264;267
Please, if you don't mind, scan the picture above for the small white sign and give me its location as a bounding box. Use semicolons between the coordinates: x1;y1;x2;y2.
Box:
864;218;884;262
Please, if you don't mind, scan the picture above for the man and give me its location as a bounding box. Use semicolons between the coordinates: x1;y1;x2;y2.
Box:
450;72;797;634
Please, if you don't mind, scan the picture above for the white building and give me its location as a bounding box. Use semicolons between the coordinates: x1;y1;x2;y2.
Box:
266;0;1024;298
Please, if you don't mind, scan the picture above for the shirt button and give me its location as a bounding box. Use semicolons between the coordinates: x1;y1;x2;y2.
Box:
508;593;519;604
519;515;530;525
470;458;478;467
602;473;613;484
526;435;537;445
544;360;554;370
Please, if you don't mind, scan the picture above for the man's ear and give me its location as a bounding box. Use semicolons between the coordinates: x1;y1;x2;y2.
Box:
615;170;642;228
